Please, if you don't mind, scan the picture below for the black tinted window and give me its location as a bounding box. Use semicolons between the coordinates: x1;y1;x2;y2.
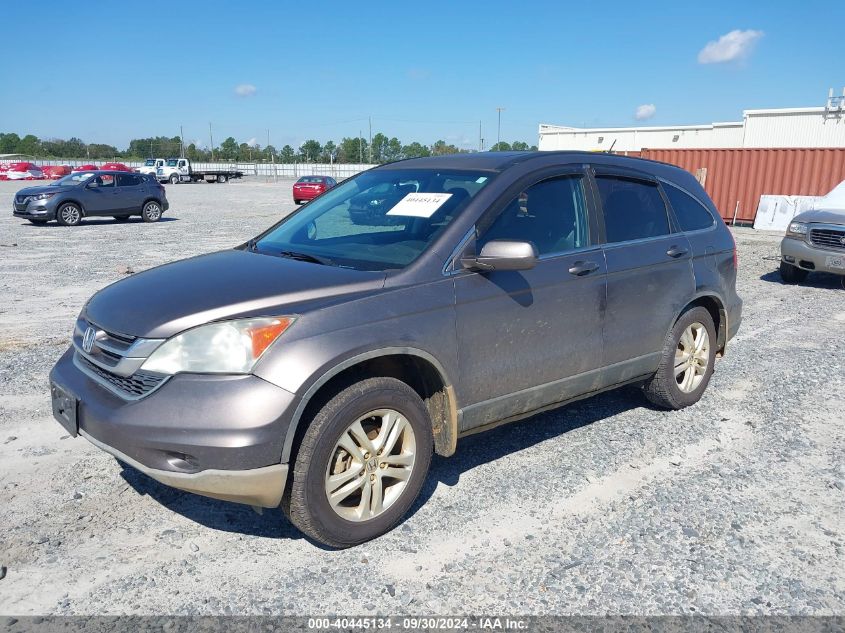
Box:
664;182;715;232
117;174;141;187
596;176;669;243
481;176;589;255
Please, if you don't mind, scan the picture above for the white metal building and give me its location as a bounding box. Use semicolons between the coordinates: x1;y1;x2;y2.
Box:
538;107;845;152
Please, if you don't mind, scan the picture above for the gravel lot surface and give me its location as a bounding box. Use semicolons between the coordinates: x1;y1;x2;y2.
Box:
0;178;843;616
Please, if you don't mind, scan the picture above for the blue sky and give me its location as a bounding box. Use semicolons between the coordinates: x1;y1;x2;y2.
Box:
1;1;842;151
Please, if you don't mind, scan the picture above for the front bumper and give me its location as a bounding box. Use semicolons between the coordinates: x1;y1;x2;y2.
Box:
49;347;298;508
781;237;845;276
81;429;288;507
13;199;55;220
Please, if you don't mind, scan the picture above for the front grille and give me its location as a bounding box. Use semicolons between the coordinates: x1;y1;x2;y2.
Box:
76;353;167;399
15;195;29;204
810;227;845;251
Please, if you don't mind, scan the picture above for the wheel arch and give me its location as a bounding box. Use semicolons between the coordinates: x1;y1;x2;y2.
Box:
675;293;727;355
281;347;458;465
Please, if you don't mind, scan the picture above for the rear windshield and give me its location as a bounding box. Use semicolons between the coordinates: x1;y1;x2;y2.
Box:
297;177;325;183
255;169;493;271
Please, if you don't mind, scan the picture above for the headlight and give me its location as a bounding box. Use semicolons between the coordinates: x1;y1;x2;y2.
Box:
31;193;56;201
141;316;295;375
786;222;808;237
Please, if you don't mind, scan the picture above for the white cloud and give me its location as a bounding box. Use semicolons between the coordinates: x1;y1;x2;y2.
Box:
234;83;257;97
635;104;656;121
697;29;763;64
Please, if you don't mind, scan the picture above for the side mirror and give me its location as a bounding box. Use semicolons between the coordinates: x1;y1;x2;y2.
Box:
87;180;99;189
461;239;538;272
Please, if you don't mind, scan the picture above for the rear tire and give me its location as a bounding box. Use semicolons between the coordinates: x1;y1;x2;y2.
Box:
779;261;809;284
56;203;82;227
217;174;227;183
141;201;163;223
643;306;717;410
285;377;433;548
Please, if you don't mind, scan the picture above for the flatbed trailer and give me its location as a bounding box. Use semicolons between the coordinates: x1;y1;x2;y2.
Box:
156;158;244;184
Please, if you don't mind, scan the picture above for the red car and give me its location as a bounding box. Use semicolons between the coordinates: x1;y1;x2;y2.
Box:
100;162;132;172
72;164;99;172
293;176;337;204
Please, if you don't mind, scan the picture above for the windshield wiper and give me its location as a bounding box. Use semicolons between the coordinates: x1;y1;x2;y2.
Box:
278;250;333;266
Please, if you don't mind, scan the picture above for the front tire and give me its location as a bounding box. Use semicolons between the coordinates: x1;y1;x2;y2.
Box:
217;174;228;183
169;174;179;185
56;203;82;227
779;261;809;284
643;306;717;410
285;377;433;548
141;201;163;223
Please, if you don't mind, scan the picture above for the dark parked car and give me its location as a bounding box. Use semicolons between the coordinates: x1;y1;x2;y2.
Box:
49;152;741;547
293;175;337;204
13;171;169;226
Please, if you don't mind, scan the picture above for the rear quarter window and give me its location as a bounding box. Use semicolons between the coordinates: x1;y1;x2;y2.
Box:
663;182;716;232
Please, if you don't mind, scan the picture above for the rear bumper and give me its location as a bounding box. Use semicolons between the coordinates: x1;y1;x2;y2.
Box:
781;237;845;276
293;190;321;200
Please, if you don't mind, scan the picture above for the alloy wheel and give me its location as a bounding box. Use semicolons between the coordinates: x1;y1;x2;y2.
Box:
674;322;710;393
60;205;80;225
145;203;161;221
324;409;416;522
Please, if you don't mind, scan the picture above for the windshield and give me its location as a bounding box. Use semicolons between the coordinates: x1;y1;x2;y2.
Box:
144;159;156;166
166;159;179;167
255;169;493;271
54;172;95;186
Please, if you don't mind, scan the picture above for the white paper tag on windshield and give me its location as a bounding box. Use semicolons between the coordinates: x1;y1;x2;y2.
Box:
386;192;452;218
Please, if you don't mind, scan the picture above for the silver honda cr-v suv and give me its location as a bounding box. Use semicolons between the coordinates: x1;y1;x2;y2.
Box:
50;151;742;547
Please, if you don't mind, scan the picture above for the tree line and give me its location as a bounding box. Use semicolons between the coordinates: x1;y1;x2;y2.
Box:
0;131;537;164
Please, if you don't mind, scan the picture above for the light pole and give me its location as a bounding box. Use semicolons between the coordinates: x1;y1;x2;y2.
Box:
496;107;505;149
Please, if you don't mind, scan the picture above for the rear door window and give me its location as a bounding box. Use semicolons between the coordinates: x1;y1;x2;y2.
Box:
117;174;141;187
663;182;715;232
595;175;670;243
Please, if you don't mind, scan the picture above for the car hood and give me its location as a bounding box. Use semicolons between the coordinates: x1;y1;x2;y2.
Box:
15;185;74;196
792;208;845;226
84;249;387;339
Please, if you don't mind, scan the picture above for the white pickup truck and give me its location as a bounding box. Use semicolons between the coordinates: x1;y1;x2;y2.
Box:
156;158;244;184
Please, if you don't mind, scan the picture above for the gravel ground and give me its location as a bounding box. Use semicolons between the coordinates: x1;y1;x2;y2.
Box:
0;178;843;616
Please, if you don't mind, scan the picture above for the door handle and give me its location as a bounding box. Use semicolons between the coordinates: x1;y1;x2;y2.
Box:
666;246;689;258
569;261;599;276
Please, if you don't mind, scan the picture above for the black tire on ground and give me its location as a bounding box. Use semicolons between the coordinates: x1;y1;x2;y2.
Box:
27;219;48;225
56;203;83;227
284;377;433;548
112;215;131;222
217;174;227;183
643;306;717;410
141;201;163;223
294;199;300;205
169;174;179;185
779;261;809;284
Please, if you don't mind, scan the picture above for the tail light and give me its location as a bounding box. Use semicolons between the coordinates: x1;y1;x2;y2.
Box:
730;230;738;268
